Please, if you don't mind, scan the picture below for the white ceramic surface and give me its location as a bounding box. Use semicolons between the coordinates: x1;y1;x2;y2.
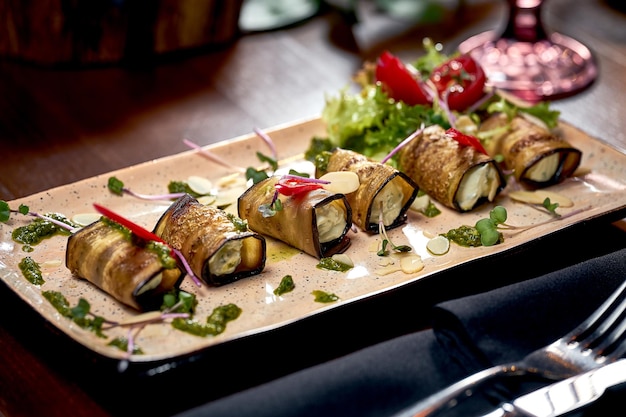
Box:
1;117;625;363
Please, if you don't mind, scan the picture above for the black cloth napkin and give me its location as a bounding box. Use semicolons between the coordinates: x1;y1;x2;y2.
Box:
174;248;626;417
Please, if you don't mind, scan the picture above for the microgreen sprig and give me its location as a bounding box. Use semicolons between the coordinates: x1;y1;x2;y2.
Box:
108;176;187;201
253;127;278;162
0;200;79;233
474;201;584;246
185;127;280;180
541;197;560;214
259;189;283;217
475;206;508;246
376;203;412;256
183;138;247;173
84;289;193;370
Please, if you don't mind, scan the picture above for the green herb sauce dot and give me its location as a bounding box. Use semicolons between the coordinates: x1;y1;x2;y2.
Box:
18;256;44;285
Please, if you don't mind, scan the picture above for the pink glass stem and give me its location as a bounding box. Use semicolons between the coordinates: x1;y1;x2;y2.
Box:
501;0;548;42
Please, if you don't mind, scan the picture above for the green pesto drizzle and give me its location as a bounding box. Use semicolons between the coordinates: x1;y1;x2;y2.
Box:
146;241;177;269
442;225;484;247
167;181;205;198
12;213;76;247
274;275;295;296
108;337;143;354
316;257;352;272
443;224;504;247
312;290;339;303
225;212;249;232
171;303;242;337
42;290;106;338
18;256;44;285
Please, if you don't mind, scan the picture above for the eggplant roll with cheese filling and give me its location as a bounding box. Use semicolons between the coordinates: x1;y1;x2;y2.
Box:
397;125;506;212
154;194;266;286
238;176;352;258
66;218;184;311
316;148;419;232
479;113;581;187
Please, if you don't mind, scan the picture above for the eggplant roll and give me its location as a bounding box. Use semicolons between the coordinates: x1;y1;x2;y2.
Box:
66;219;184;311
154;194;266;286
397;125;506;212
238;177;352;258
317;148;419;232
479;113;581;187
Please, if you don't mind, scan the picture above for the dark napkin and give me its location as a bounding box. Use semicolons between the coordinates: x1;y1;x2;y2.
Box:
432;246;626;373
174;248;626;417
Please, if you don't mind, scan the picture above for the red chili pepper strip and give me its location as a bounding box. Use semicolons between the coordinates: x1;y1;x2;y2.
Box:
93;203;170;246
445;128;488;155
274;176;324;197
375;51;431;106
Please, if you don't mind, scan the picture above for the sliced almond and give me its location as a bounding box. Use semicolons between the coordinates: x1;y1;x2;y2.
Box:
72;212;101;226
197;195;218;205
118;311;163;326
40;259;63;268
187;176;213;195
331;253;354;268
400;254;424;274
319;171;360;194
375;264;401;276
509;190;574;207
213;184;248;207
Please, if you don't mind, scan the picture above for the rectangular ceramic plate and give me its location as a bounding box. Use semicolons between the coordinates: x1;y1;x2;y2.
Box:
1;117;625;364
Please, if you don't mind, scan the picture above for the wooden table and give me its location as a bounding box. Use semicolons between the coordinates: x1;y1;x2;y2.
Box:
1;1;625;416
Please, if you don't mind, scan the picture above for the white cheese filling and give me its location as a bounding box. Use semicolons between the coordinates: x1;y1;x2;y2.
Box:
369;180;404;226
316;203;347;243
526;153;559;182
209;240;243;276
456;164;500;211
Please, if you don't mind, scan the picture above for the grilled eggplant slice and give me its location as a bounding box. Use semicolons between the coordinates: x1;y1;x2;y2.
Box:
479;113;581;187
238;176;352;258
154;194;266;286
66;218;184;311
316;148;419;232
397;124;506;212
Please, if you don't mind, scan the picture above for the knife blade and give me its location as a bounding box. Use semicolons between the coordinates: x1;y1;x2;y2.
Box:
488;358;626;417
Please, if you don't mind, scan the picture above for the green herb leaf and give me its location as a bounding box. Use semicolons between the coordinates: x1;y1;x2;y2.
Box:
257;152;278;171
543;197;560;214
490;205;507;224
107;176;125;195
377;239;389;256
246;167;269;184
0;201;9;222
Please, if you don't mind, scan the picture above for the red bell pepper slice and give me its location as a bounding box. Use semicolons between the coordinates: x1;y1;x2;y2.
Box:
446;128;488;155
375;51;431;106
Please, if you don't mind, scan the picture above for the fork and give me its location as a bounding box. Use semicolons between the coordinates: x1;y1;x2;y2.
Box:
394;278;626;417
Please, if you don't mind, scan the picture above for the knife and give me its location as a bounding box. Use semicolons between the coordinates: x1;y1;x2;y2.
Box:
482;358;626;417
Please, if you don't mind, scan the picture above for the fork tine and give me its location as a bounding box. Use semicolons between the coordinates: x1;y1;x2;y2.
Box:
566;279;626;345
592;310;626;360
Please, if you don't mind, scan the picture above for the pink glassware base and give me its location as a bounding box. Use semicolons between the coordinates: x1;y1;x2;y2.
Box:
459;30;598;102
